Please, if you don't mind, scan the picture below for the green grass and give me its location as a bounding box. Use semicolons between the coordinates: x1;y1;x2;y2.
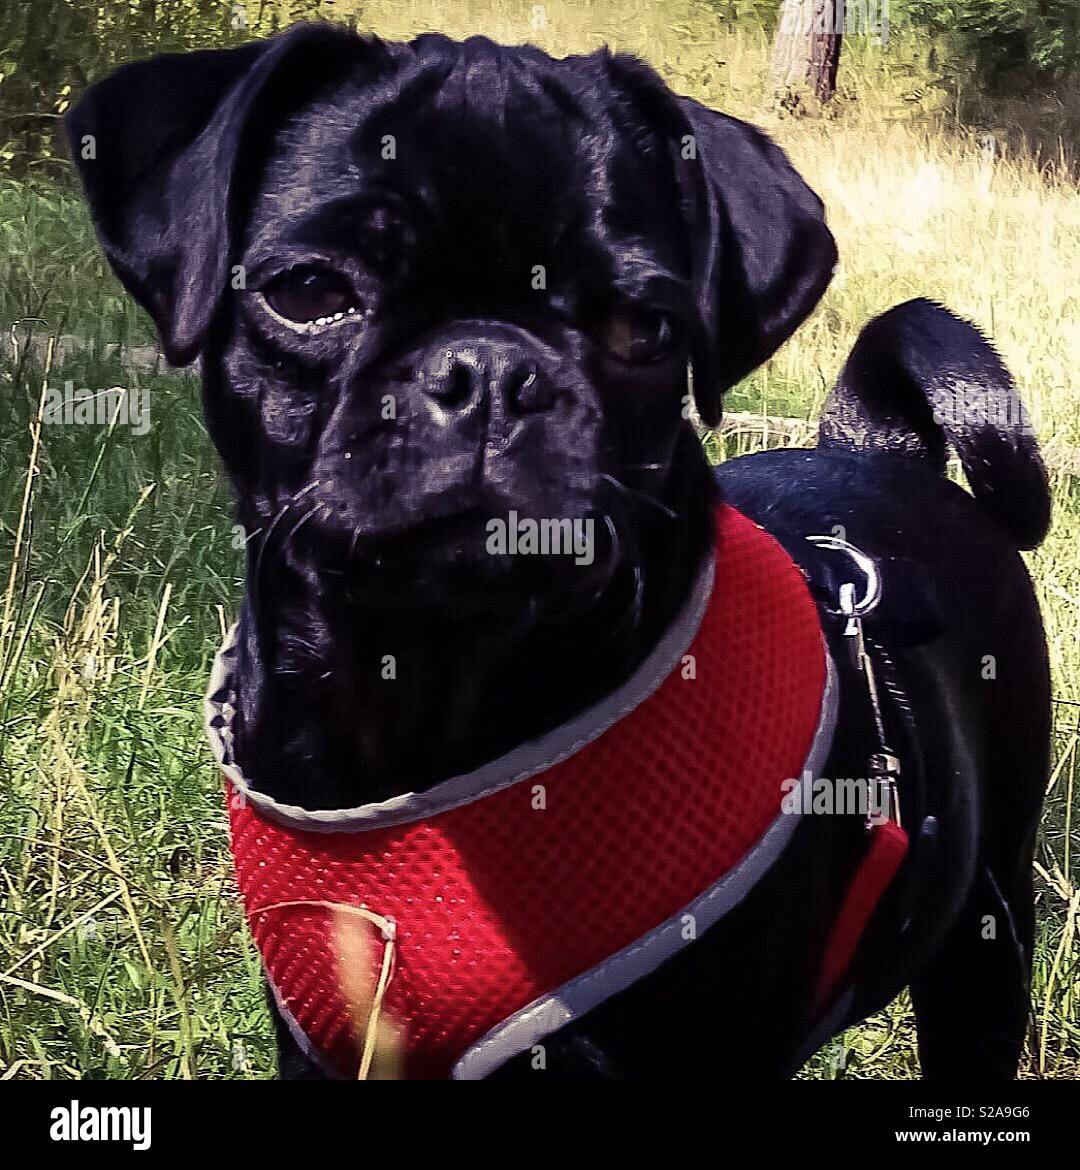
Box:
0;0;1077;1080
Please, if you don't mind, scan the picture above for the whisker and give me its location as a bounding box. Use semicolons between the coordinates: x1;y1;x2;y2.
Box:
253;501;293;610
349;522;363;564
600;473;678;522
627;560;645;641
253;485;324;611
605;558;645;650
264;505;321;610
601;510;620;560
284;504;320;548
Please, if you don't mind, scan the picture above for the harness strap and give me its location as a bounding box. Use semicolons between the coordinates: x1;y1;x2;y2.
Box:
813;819;909;1013
795;535;931;1029
215;505;838;1079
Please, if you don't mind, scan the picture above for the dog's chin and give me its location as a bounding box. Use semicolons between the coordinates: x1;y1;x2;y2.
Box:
309;505;622;619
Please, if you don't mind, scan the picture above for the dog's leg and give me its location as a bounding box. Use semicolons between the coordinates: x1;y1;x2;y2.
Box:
911;597;1047;1083
910;858;1034;1081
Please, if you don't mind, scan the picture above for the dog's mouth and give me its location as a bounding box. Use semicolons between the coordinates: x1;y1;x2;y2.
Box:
271;489;627;617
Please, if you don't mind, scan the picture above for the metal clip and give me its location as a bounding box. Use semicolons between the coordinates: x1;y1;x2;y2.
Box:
868;752;902;830
805;534;882;619
838;580;865;670
807;534;900;831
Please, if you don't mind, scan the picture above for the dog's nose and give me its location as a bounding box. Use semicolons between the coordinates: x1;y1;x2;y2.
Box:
422;340;555;415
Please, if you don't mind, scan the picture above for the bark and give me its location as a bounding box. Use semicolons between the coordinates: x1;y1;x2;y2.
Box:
771;0;843;106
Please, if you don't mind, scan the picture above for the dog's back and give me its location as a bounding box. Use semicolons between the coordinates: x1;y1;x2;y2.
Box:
716;297;1050;1079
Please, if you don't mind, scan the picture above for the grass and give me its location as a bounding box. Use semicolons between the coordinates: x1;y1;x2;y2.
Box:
0;0;1077;1080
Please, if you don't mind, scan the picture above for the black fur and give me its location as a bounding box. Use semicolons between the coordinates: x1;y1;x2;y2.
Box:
67;25;1049;1081
819;297;1050;549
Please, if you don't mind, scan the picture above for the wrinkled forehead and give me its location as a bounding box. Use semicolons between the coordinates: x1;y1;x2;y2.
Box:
244;40;687;295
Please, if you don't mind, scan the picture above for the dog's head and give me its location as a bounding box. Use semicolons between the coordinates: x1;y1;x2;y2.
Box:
68;24;835;614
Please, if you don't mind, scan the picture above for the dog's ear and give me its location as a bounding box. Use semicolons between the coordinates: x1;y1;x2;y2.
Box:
677;96;838;424
605;57;838;426
65;24;378;365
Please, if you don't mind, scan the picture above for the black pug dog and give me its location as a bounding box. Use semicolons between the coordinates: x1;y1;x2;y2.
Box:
67;23;1050;1080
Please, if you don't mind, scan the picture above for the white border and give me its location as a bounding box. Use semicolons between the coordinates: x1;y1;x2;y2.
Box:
263;649;836;1081
451;648;838;1079
205;551;716;833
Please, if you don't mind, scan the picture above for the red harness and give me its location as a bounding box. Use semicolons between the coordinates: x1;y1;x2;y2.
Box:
207;505;907;1079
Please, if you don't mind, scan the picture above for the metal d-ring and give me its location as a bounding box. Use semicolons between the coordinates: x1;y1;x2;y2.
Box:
805;534;883;618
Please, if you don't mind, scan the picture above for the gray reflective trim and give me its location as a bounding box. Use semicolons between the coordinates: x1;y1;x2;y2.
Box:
205;551;715;833
789;985;857;1074
452;648;839;1080
266;977;342;1079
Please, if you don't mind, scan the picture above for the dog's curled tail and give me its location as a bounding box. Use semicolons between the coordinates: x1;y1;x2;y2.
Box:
818;298;1051;549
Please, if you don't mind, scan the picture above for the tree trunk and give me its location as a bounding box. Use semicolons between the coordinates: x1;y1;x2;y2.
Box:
771;0;843;107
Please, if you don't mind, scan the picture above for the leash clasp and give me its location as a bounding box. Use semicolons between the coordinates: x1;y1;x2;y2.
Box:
805;534;882;619
868;751;902;830
806;534;901;831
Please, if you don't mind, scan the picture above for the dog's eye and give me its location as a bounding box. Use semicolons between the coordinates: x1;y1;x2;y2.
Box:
263;266;358;325
601;307;674;363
